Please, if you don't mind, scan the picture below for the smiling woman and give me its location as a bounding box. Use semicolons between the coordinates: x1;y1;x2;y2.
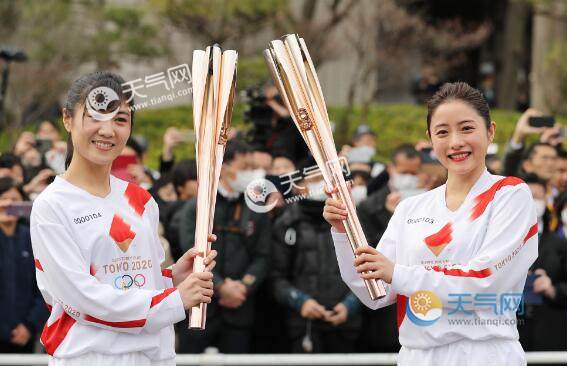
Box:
29;71;218;366
324;82;538;366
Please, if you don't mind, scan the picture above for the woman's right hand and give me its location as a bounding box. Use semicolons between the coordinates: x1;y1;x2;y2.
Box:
323;186;348;233
177;271;214;309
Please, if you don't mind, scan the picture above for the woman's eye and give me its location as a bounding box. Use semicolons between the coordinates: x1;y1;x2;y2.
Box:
436;130;448;136
462;125;474;132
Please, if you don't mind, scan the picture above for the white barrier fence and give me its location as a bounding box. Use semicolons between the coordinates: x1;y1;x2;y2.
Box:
1;353;567;365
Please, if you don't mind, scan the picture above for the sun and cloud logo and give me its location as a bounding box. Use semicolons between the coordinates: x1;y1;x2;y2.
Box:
244;178;279;213
406;290;443;326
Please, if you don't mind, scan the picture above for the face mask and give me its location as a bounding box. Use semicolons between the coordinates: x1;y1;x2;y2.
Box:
307;181;327;202
251;169;266;180
391;173;419;191
229;170;255;193
351;185;368;205
45;150;66;175
534;199;546;219
347;146;376;163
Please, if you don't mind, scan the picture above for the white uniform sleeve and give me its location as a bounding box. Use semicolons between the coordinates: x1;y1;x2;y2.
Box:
390;185;538;309
331;200;406;310
31;199;185;335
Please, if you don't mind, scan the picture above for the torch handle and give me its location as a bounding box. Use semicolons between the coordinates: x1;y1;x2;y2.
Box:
330;166;387;300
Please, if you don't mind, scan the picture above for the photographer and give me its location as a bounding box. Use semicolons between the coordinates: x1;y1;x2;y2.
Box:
502;108;559;179
244;84;306;163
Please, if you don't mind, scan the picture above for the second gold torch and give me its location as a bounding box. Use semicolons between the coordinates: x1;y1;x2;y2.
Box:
190;44;238;329
264;34;386;301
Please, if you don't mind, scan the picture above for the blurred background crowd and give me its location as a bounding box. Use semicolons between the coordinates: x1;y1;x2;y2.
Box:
1;0;567;359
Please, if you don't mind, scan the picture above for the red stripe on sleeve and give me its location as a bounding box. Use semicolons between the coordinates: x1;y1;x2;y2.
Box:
40;312;76;355
84;314;146;328
151;288;177;308
471;176;524;220
524;223;538;243
396;294;408;329
432;265;492;278
162;268;173;278
35;259;44;271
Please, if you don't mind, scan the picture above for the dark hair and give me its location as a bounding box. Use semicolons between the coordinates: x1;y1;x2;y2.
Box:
63;71;135;169
426;82;491;133
224;140;251;164
522;142;555;161
391;143;421;163
38;119;59;131
0;153;22;169
171;159;197;193
0;176;18;196
126;137;144;159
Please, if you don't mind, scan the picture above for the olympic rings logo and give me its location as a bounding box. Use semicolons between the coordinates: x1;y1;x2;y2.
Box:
114;274;146;290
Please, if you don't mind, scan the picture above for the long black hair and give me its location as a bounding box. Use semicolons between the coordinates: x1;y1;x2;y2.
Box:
63;71;135;169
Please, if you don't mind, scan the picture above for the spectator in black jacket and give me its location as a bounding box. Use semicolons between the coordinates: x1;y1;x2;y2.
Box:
518;175;567;351
178;140;271;354
0;177;49;353
271;169;361;353
156;159;198;261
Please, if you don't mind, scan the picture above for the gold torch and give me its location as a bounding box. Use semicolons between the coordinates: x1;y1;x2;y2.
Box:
264;34;386;300
190;44;238;329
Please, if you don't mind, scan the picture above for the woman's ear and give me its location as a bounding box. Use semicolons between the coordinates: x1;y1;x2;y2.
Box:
62;109;73;132
488;121;496;143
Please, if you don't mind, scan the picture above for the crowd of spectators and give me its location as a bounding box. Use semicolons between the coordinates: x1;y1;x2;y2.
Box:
1;92;566;355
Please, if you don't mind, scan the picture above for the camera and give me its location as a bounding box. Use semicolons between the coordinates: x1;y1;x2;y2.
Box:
0;48;27;62
241;85;277;147
242;85;272;127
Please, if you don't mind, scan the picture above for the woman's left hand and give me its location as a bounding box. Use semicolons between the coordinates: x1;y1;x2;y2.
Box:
354;246;395;284
172;234;217;287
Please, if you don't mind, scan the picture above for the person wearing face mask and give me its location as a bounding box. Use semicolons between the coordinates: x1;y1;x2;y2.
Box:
357;144;424;246
351;145;424;354
341;125;385;183
517;175;567;352
178;140;272;354
348;163;372;206
271;163;361;354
